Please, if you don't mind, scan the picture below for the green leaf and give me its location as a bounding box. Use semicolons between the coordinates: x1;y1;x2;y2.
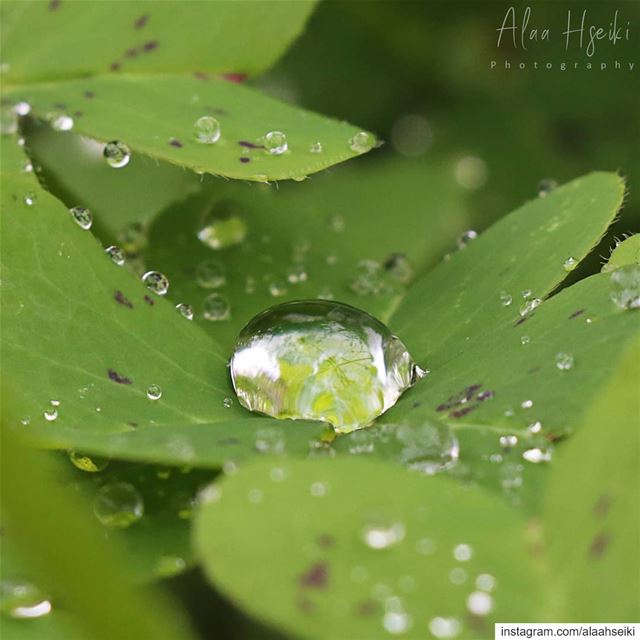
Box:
390;172;626;364
7;74;373;181
194;458;543;639
144;159;471;351
0;143;325;466
0;0;317;83
544;338;640;622
1;429;196;640
602;234;640;272
23;118;202;235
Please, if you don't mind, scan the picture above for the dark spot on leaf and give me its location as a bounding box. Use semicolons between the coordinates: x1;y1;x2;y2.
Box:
54;102;66;110
143;295;155;306
589;532;610;558
84;90;95;99
124;47;139;59
217;437;240;446
412;401;421;408
169;138;183;148
134;14;149;29
317;534;335;549
221;72;247;83
205;106;228;116
239;157;250;164
108;369;132;385
515;316;529;326
528;366;540;374
193;71;209;81
466;613;487;632
356;600;377;616
383;252;407;271
238;141;264;149
127;421;139;428
114;290;133;309
476;390;494;401
143;40;158;52
74;110;83;118
298;563;328;589
450;406;474;418
569;308;586;319
48;0;61;10
593;494;613;518
110;62;121;72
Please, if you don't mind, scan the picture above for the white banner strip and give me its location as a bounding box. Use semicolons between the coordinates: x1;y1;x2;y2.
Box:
496;624;640;638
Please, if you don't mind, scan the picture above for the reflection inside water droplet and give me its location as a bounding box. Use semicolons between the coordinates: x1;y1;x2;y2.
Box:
103;141;131;168
93;482;143;528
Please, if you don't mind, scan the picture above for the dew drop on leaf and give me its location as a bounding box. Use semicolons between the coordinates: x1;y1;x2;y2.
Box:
0;580;52;619
230;300;421;433
453;543;473;562
362;521;405;550
203;292;230;321
563;256;578;272
254;426;285;454
520;335;530;345
68;450;109;472
394;418;459;475
196;259;226;288
499;434;518;450
103;140;131;168
309;141;322;153
13;101;31;116
537;178;558;197
519;298;541;317
23;192;37;206
476;573;496;592
48;111;74;132
93;482;144;528
349;131;374;154
456;229;477;250
384;253;413;284
466;591;494;616
155;555;187;578
499;291;512;307
197;211;247;250
223;396;233;408
43;407;58;421
609;264;640;309
263;130;288;155
142;270;169;295
522;447;552;464
268;279;288;297
146;384;162;401
105;245;125;266
286;265;307;284
176;302;194;320
527;420;542;434
555;352;575;370
69;206;93;230
350;259;386;296
193;116;221;144
429;616;461;639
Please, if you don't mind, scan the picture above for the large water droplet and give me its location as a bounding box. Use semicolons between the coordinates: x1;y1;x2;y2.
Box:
68;450;109;472
0;580;52;619
93;482;144;528
103;141;131;168
194;116;221;144
264;131;288;155
203;293;230;321
555;352;574;370
229;300;420;433
609;265;640;309
146;384;162;401
142;270;169;295
69;206;93;230
349;131;374;154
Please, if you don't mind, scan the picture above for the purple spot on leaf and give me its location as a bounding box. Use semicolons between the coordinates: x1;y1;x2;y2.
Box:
593;495;613;518
108;369;132;385
169;138;183;148
114;290;133;309
143;295;155;306
110;62;121;72
134;14;149;29
193;71;209;81
143;40;158;52
299;563;328;589
317;534;335;549
589;533;610;559
84;90;95;99
239;157;250;164
238;141;264;149
124;47;139;59
356;601;377;616
569;308;586;319
49;0;61;10
221;72;247;83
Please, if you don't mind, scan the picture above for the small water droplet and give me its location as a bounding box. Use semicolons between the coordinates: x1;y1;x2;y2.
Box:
146;384;162;401
248;488;263;504
197;202;247;249
395;418;459;475
449;567;467;585
555;352;574;370
453;543;473;562
229;301;419;433
14;101;31;116
466;591;494;616
254;426;285;454
223;396;233;408
476;574;496;592
384;253;413;284
362;521;405;550
521;399;533;409
609;265;640;309
519;298;541;317
142;270;169;295
527;421;541;433
93;482;144;528
286;265;307;284
499;434;518;450
268;278;288;297
329;215;345;233
522;289;532;299
196;258;226;288
429;617;461;639
176;303;194;320
22;161;33;173
455;155;488;189
522;447;552;463
155;555;187;578
456;230;477;250
68;450;109;472
43;407;58;421
520;335;530;345
203;293;230;321
0;580;52;619
309;141;322;153
264;131;288;155
537;178;558;197
24;192;37;206
350;259;387;295
383;597;412;635
416;538;435;555
499;291;512;307
349;131;374;154
20;416;30;426
563;257;578;272
103;141;131;168
105;245;125;266
48;111;74;132
194;116;221;144
69;206;93;230
310;481;329;497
